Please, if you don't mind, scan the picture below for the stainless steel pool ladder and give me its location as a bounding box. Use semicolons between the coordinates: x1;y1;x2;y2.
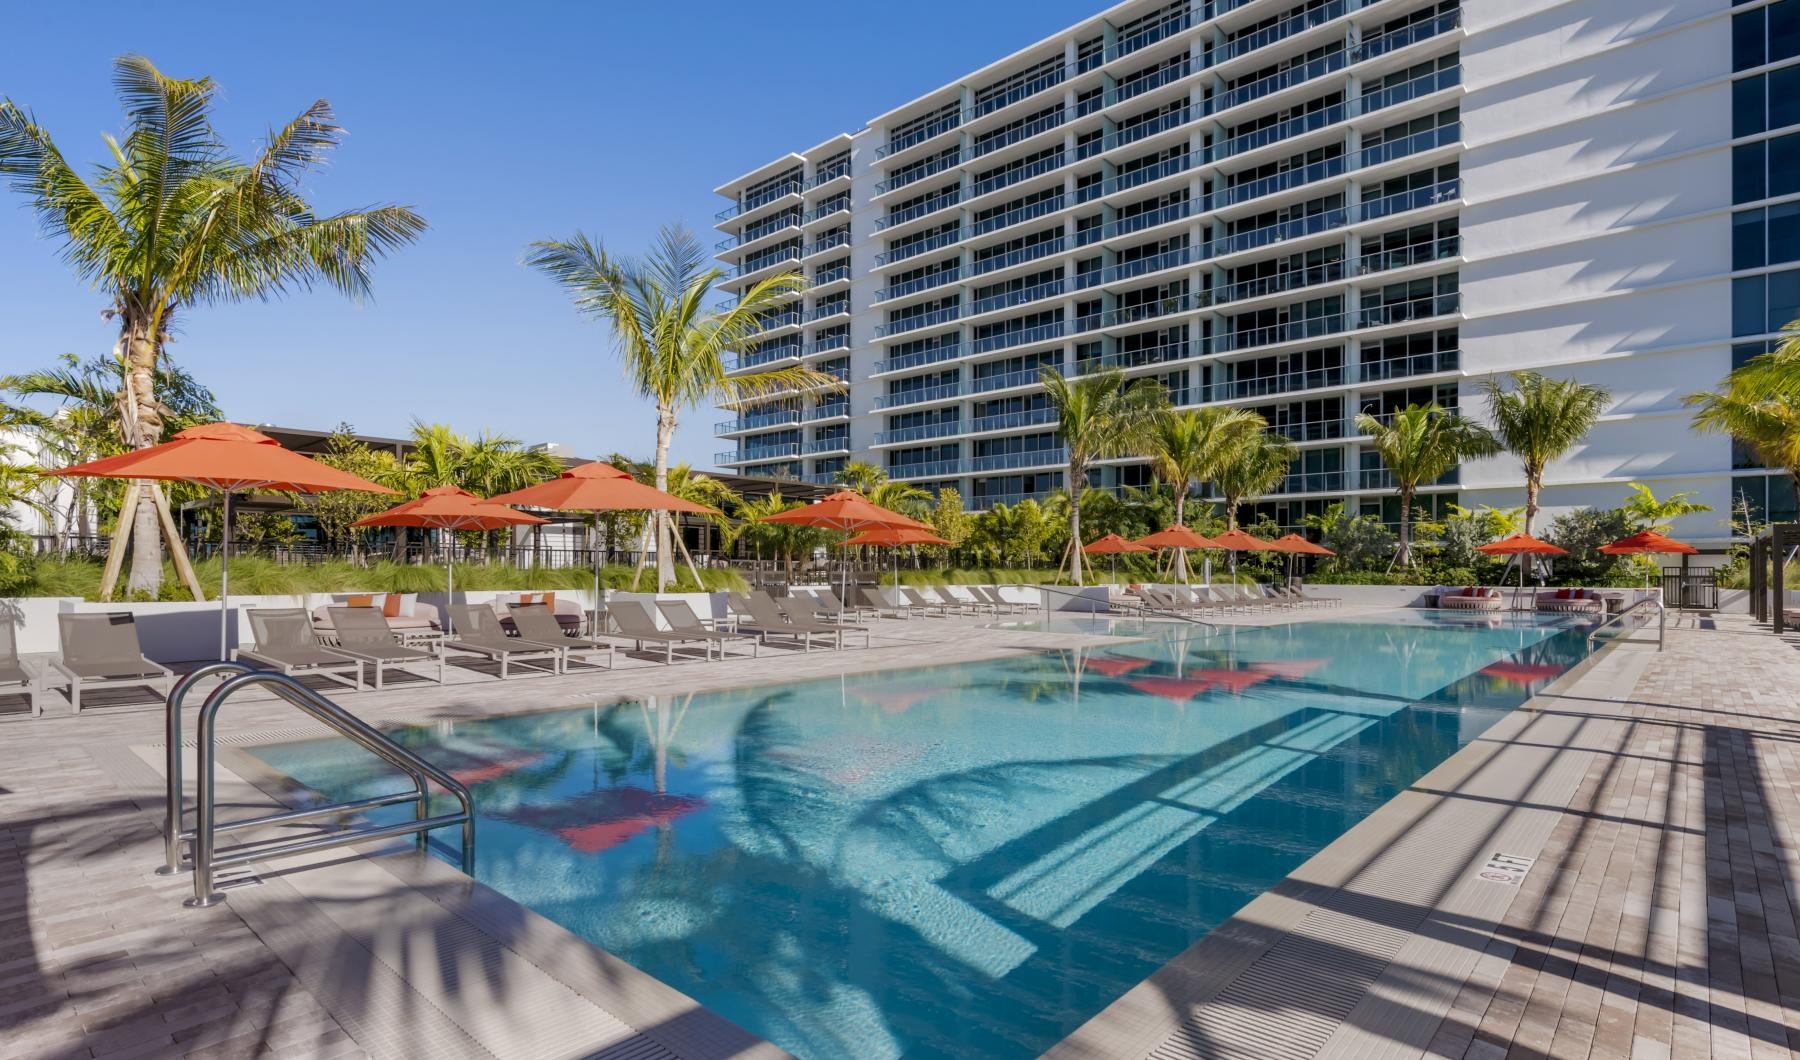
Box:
1031;583;1218;631
1587;597;1666;651
157;663;475;909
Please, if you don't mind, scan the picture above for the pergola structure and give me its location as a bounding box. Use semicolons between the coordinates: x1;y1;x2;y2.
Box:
1748;522;1800;632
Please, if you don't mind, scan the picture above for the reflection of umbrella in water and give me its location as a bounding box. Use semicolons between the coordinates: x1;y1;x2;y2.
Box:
854;686;945;715
1189;668;1275;694
499;787;706;853
1128;676;1219;703
1082;655;1153;678
1248;658;1328;681
448;753;547;786
1477;660;1567;686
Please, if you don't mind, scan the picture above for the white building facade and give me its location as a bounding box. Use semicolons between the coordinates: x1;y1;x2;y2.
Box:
712;0;1782;545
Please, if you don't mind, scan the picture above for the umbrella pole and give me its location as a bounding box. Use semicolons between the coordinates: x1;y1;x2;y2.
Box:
218;490;232;661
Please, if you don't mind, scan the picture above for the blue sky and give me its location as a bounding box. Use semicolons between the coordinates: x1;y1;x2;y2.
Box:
0;0;1100;466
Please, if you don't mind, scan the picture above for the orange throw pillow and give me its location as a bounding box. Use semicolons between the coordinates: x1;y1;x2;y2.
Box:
347;594;374;608
382;593;403;618
540;592;555;608
519;592;538;605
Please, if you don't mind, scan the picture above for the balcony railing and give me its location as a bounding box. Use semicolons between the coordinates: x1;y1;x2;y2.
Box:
1355;124;1460;171
969;489;1060;510
971;447;1065;472
1214;156;1347;210
880;112;961;159
968;407;1056;433
971;236;1068;277
972;365;1054;392
812;262;852;287
750;309;803;334
1215;314;1345;353
874;419;963;445
1359;465;1460;490
1216;100;1348;163
1358;236;1460;276
802;200;850;225
972;108;1067;159
1214;51;1347;116
877;150;962;194
971;320;1066;354
1358;347;1460;382
715;178;804;221
876;227;962;266
807;164;851;189
1219;0;1348;63
807;300;850;322
1084;292;1200;331
971;277;1067;315
730;248;802;278
714;409;800;434
878;189;963;230
1080;151;1201;205
876;267;962;302
1077;244;1200;290
804;231;852;258
804;402;850;421
1359;178;1460;224
971;193;1067;237
891;458;966;479
726;343;803;370
968;66;1067;121
874;381;963;408
1205;366;1345;401
1357;65;1461;117
1076;199;1193;247
1076;339;1199;374
717;442;801;464
807;334;852;355
873;341;964;374
1354;8;1462;64
1106;5;1195;63
802;437;850;455
969;150;1065;198
1209;208;1347;258
1272;470;1349;495
1108;58;1195;109
1215;260;1345;306
877;305;962;337
1357;292;1460;329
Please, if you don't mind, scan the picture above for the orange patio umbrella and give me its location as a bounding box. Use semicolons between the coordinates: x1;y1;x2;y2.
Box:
45;422;399;659
761;490;930;598
1135;525;1214;583
1271;533;1335;586
1476;532;1569;590
487;461;718;608
353;486;545;631
1599;528;1698;588
1210;526;1278;579
1085;532;1152;580
844;526;951;584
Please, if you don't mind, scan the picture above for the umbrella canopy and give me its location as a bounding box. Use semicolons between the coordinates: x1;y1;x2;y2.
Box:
1210;528;1280;552
44;422;400;494
760;490;929;532
1135;526;1216;550
1475;532;1567;556
45;422;398;660
1598;530;1699;555
1478;660;1568;687
1085;532;1153;554
354;487;545;631
486;461;715;515
1271;533;1335;556
844;527;951;547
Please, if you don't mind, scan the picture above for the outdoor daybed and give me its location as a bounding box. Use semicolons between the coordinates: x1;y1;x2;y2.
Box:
1440;587;1505;611
1535;588;1604;614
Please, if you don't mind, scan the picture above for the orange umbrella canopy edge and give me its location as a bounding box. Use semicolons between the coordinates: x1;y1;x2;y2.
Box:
1598;530;1698;555
1210;527;1281;551
1085;532;1153;554
45;422;397;494
486;461;716;514
1135;526;1216;550
845;527;951;547
1475;532;1568;556
1272;533;1334;556
352;485;546;530
760;489;929;531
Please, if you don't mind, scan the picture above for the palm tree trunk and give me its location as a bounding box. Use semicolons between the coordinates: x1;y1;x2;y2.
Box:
653;406;677;592
1067;460;1085;586
119;318;167;595
1397;487;1414;567
1523;474;1541;537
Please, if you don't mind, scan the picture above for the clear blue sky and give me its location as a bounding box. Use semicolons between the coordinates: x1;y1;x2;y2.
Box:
0;0;1100;467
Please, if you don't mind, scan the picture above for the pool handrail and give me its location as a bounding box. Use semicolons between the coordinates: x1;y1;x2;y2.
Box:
1586;596;1665;651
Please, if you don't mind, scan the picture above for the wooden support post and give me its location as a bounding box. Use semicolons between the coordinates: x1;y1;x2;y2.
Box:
97;482;140;600
150;485;206;601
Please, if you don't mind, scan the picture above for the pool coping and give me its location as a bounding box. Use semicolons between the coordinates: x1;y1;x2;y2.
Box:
112;607;1617;1060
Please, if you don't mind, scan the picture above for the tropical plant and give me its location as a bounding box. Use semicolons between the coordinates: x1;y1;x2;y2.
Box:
293;425;403;553
1687;330;1800;511
1211;430;1298;531
526;224;841;590
734;491;832;582
1619;482;1711;534
1302;502;1395;574
1354;404;1500;567
1482;370;1611;536
1435;503;1517;571
928;487;970;559
623;459;741;584
1038;367;1167;584
0;54;426;595
1147;406;1262;578
832;460;886;495
1546;506;1634;585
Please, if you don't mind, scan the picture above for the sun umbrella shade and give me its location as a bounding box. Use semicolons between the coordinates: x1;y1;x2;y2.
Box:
1210;528;1281;551
1085;533;1153;554
1598;530;1699;555
1475;532;1568;556
1272;533;1335;556
760;490;930;532
485;462;715;514
1135;526;1215;550
353;485;547;532
45;422;398;495
844;527;951;547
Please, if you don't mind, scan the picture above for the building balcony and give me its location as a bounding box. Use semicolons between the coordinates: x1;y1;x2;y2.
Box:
803;401;851;422
891;458;966;480
806;300;851;323
969;277;1067;317
724;343;803;373
1078;294;1201;333
873;341;965;375
1079;151;1201;206
875;228;963;267
968;150;1065;200
1353;8;1463;65
970;447;1065;473
1357;235;1460;277
1203;366;1347;403
1213;156;1347;213
1354;124;1461;173
1271;470;1349;495
876;305;962;338
1357;348;1460;384
714;177;804;222
1213;260;1345;310
1076;245;1201;291
717;443;801;465
1101;57;1197;113
806;163;852;191
873;420;964;446
1213;314;1346;355
715;217;800;253
1103;4;1195;65
802;231;852;260
1075;338;1200;374
1357;292;1460;330
968;407;1057;434
811;262;853;291
874;267;963;304
971;320;1066;355
877;189;964;232
714;410;800;435
748;309;803;336
967;65;1067;123
876;150;963;195
970;237;1068;278
971;364;1054;393
802;437;850;455
873;381;963;409
879;111;962;160
1217;0;1349;66
1075;199;1194;248
1359;465;1460;491
968;489;1059;510
1207;208;1347;260
801;199;851;226
1214;50;1349;120
971;108;1068;160
807;334;853;356
970;193;1068;239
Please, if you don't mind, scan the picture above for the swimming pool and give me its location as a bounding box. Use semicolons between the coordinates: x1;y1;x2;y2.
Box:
248;611;1593;1059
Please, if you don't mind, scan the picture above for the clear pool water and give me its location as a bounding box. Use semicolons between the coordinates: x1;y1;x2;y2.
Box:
248;611;1593;1059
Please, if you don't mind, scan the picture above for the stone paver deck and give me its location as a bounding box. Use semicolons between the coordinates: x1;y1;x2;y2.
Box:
3;604;1797;1059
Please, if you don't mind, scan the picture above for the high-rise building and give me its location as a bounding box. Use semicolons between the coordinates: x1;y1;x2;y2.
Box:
711;0;1770;544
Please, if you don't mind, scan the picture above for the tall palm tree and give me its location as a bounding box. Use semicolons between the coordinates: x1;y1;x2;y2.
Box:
0;55;426;595
1688;328;1800;511
527;225;841;590
869;479;931;519
1148;406;1263;578
1039;367;1167;585
1482;370;1610;535
1354;404;1500;567
832;460;886;495
1211;430;1298;531
1619;482;1711;534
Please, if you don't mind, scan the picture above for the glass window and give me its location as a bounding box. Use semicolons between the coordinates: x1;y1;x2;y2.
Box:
1736;9;1766;71
1737;209;1768;270
1736;274;1768;336
1737;141;1768;203
1772;201;1800;265
1769;267;1800;332
1775;133;1800;198
1774;0;1800;62
1775;65;1800;129
1737;74;1767;138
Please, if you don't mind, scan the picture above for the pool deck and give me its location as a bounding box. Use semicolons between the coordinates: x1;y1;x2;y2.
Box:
0;604;1794;1058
